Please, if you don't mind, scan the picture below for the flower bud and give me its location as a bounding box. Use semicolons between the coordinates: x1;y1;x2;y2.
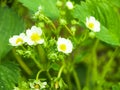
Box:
89;31;95;39
66;1;74;10
70;26;76;35
71;19;78;25
56;0;63;7
59;18;67;25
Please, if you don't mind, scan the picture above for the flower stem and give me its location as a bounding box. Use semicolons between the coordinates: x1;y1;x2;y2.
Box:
12;48;32;75
44;16;56;30
37;45;46;63
79;30;88;42
92;39;99;84
21;45;42;69
36;69;43;80
100;47;119;85
31;55;41;69
42;15;57;34
66;73;73;90
57;65;65;79
73;69;81;90
64;25;73;36
46;70;52;80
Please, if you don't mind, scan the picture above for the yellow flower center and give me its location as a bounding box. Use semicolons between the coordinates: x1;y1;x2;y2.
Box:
34;84;40;89
31;33;41;41
88;23;94;29
59;44;67;51
16;38;23;44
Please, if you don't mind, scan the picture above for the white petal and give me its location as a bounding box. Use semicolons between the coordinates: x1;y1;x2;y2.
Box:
29;83;34;88
88;16;96;22
42;82;47;85
19;33;26;37
9;36;17;46
37;39;44;44
31;26;42;35
26;29;32;36
25;37;34;45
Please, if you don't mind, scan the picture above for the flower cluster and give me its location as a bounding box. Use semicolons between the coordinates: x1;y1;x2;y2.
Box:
9;2;102;89
9;26;44;46
9;4;100;55
9;26;73;54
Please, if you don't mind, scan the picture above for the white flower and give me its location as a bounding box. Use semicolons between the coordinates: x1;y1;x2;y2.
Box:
9;33;26;46
30;80;47;90
57;37;73;54
86;16;100;32
66;1;74;10
25;26;44;45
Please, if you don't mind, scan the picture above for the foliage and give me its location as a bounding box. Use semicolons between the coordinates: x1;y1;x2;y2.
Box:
72;0;120;45
0;62;20;90
18;0;59;19
0;7;25;60
0;4;24;90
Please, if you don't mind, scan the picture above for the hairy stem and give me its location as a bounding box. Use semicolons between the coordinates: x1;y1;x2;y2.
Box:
92;39;99;84
100;47;119;85
36;69;43;80
57;65;65;79
64;25;74;36
73;69;81;90
31;55;41;69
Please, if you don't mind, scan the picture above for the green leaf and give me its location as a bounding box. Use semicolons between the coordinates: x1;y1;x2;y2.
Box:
0;62;20;90
0;7;25;60
72;1;120;46
109;0;120;8
72;2;91;22
18;0;59;19
96;26;120;45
